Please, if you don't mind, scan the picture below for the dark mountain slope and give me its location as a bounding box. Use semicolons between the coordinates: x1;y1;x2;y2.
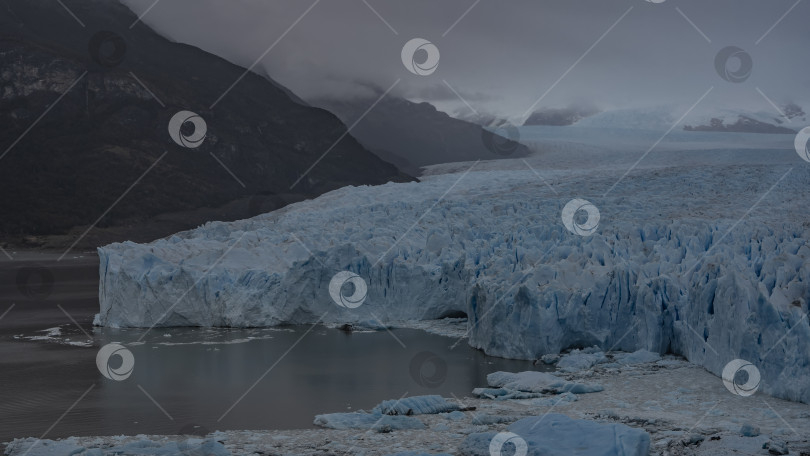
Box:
0;0;411;245
315;95;531;175
684;116;797;134
523;105;600;126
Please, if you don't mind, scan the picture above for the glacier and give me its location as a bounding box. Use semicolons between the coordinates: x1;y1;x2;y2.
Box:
97;150;810;404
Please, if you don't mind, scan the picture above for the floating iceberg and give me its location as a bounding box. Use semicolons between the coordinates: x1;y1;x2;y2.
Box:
485;371;603;395
373;395;461;415
555;348;608;372
314;395;458;431
97;161;810;404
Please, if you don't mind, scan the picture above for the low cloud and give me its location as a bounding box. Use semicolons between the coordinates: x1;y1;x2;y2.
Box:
122;0;810;117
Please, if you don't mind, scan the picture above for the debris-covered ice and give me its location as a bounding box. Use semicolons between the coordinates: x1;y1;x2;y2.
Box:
372;396;461;416
313;412;426;431
3;437;229;456
314;395;460;431
485;371;604;395
460;414;650;456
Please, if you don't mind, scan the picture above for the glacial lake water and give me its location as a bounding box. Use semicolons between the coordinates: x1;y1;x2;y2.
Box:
0;254;538;443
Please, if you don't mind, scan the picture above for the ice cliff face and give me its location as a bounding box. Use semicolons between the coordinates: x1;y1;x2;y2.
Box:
98;157;810;403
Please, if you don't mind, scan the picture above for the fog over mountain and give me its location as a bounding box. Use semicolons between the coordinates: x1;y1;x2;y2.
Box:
121;0;809;120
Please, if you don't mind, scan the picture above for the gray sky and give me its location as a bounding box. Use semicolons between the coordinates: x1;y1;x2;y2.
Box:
122;0;810;121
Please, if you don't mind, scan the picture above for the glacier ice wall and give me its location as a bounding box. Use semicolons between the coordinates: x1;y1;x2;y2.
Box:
98;163;810;403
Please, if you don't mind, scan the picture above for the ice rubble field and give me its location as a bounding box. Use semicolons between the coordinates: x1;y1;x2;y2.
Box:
97;149;810;404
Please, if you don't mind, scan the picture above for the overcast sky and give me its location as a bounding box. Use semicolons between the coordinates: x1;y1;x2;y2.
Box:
122;0;809;121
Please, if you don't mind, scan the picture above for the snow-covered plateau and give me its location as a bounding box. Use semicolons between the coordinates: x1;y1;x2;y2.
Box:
97;147;810;405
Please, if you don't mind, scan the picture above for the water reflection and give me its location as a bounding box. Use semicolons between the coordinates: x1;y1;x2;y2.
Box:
2;325;541;441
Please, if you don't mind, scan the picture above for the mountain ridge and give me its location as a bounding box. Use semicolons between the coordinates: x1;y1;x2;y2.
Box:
0;0;412;248
314;94;531;175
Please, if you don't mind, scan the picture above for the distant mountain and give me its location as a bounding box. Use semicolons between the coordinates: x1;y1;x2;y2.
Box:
0;0;411;247
573;106;678;131
683;104;804;134
452;111;514;129
529;103;805;135
315;95;531;175
684;116;796;134
781;102;807;122
523;105;600;126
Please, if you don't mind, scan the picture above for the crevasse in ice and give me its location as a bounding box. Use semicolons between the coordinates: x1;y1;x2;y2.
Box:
97;162;810;404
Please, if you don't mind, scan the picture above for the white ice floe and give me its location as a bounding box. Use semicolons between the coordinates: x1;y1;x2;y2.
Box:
15;326;94;348
25;327;61;340
97;150;810;404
